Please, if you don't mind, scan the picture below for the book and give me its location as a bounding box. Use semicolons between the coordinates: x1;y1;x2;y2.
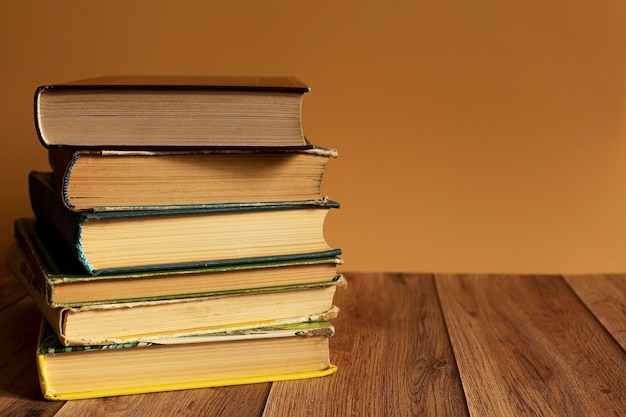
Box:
47;145;337;212
9;240;345;346
29;171;341;275
36;318;337;400
12;218;342;307
35;75;310;148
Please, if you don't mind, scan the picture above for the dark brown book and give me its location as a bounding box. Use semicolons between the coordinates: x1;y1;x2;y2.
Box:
28;171;341;275
35;75;310;149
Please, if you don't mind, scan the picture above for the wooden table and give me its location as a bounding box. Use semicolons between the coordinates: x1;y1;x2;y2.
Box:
1;267;625;416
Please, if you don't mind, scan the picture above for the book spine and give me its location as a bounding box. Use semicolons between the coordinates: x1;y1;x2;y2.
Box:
7;243;68;345
11;226;54;305
60;153;82;211
36;334;55;400
28;172;91;272
50;150;82;211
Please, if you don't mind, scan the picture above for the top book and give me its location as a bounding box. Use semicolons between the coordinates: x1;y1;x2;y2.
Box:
34;75;311;149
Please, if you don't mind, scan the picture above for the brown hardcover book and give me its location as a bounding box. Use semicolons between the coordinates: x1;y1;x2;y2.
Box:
47;146;337;212
35;75;310;148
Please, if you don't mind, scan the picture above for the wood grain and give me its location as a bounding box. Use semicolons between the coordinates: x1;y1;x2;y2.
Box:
0;297;64;417
2;268;625;417
0;265;28;312
53;384;271;417
262;273;468;417
0;260;271;417
563;274;626;350
436;274;626;417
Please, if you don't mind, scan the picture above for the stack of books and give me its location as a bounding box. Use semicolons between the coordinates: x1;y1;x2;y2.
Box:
8;76;344;400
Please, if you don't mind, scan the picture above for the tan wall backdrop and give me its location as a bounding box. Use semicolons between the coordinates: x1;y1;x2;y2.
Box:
1;1;625;273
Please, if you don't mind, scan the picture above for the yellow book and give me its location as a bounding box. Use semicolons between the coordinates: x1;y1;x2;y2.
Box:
36;319;337;401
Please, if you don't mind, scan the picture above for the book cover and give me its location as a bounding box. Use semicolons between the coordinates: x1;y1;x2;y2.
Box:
39;75;310;91
9;242;345;346
11;218;342;307
47;145;338;212
35;75;310;149
29;171;341;275
36;318;337;400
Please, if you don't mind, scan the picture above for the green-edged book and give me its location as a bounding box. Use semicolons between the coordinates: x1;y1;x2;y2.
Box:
12;218;342;307
29;171;341;275
48;145;337;212
9;238;345;346
36;318;337;400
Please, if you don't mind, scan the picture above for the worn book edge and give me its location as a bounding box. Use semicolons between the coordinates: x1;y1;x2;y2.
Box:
8;242;343;346
36;318;337;401
38;364;338;401
13;217;343;306
49;145;338;212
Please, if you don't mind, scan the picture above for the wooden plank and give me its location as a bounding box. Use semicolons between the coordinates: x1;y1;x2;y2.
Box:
53;384;270;417
0;297;64;417
563;274;626;350
436;274;626;417
0;265;271;416
262;273;469;417
0;265;28;312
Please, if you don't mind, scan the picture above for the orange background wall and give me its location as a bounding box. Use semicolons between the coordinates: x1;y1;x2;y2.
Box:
1;1;625;273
